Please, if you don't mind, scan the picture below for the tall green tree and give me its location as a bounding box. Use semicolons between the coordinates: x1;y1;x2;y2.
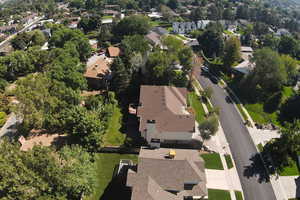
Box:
113;15;150;38
223;36;241;69
249;48;287;96
278;35;299;58
197;29;224;58
0;140;96;199
110;57;131;95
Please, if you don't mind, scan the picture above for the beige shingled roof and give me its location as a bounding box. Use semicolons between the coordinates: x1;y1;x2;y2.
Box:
137;85;195;133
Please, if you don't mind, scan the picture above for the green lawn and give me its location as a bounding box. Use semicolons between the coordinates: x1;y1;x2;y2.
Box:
188;92;206;123
175;34;188;40
257;143;263;152
240;86;294;127
208;189;231;200
236;104;248;121
102;106;126;147
235;190;243;200
101;15;113;19
279;160;300;176
85;153;138;200
201;153;224;170
225;154;234;169
244;103;280;126
282;86;294;103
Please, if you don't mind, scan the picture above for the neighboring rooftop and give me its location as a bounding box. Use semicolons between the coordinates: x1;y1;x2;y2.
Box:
84;56;109;79
137;85;195;133
107;46;120;57
127;148;207;200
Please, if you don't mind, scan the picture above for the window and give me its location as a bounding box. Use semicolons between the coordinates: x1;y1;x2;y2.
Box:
151;138;160;143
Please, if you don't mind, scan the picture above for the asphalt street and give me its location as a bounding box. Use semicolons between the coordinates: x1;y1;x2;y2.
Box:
196;72;277;200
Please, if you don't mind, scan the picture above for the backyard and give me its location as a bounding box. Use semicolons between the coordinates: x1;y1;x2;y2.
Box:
85;153;138;200
102;106;126;147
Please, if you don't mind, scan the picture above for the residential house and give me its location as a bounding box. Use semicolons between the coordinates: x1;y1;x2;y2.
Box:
146;27;169;49
0;24;17;34
126;147;208;200
22;13;38;25
173;20;210;34
103;9;120;17
107;46;120;57
137;85;198;147
84;56;111;89
233;46;255;75
104;4;121;10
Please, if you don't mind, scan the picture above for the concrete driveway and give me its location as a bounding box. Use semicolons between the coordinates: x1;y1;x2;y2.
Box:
206;169;242;191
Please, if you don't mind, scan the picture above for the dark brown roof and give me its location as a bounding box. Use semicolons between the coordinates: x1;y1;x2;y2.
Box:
137;85;195;133
127;148;207;200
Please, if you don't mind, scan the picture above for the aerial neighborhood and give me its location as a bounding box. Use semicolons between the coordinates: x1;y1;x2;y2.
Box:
1;0;300;200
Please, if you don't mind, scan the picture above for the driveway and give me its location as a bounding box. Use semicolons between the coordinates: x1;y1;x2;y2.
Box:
195;70;276;200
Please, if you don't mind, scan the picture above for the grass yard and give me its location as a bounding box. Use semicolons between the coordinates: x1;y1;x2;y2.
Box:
279;159;300;176
244;103;280;126
188;92;206;123
282;86;294;103
225;154;234;169
102;106;126;147
175;34;188;40
236;104;248;121
208;189;231;200
201;153;224;170
235;190;243;200
85;153;138;200
257;143;263;152
101;15;113;19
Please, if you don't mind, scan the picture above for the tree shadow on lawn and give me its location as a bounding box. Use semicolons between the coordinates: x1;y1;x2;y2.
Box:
100;165;132;200
243;153;271;183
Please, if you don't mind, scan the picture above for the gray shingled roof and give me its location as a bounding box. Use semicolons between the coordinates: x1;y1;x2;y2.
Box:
127;148;207;200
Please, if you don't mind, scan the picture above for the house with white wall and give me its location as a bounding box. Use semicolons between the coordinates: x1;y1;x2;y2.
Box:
137;85;197;147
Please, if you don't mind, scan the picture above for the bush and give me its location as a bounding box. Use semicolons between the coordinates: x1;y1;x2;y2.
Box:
199;116;219;140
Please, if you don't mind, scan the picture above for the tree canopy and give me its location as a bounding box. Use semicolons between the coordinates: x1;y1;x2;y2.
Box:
0;140;96;200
